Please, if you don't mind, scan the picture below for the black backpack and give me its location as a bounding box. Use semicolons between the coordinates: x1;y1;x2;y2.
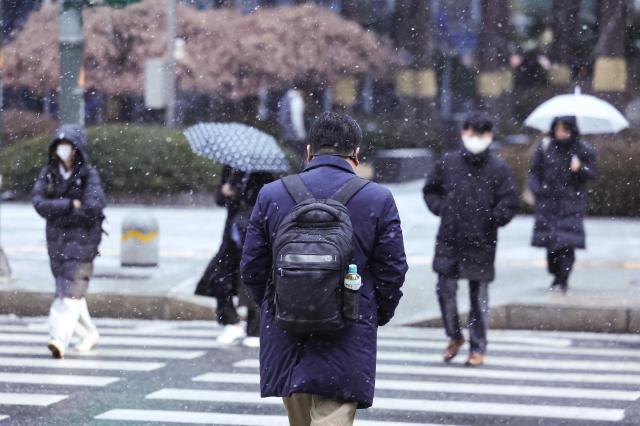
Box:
271;174;369;335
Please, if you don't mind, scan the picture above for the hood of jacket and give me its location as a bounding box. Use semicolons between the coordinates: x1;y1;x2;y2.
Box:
48;124;91;167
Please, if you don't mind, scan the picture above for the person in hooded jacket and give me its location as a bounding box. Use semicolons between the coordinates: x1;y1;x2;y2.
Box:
32;124;106;359
423;113;518;367
528;116;598;293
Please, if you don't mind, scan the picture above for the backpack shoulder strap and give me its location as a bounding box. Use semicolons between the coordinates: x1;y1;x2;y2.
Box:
282;174;314;204
331;177;369;206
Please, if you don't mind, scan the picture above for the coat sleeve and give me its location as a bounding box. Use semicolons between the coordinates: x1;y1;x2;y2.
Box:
72;167;106;223
31;167;72;220
527;144;547;196
492;163;519;227
371;192;408;326
573;143;599;182
423;159;445;216
240;191;272;305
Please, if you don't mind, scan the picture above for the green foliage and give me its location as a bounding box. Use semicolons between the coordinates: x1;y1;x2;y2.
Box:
499;135;640;217
0;125;221;198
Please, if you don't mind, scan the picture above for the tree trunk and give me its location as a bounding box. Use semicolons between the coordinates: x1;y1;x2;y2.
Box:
391;0;437;126
593;0;628;99
477;0;511;123
549;0;580;87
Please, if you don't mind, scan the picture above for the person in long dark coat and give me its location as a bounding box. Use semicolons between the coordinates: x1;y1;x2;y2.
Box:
195;166;274;347
423;114;518;367
32;124;106;359
241;112;407;424
528;116;599;293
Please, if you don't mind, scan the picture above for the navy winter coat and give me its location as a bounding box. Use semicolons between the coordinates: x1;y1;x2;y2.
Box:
241;155;408;408
528;138;598;249
423;148;518;282
32;125;106;296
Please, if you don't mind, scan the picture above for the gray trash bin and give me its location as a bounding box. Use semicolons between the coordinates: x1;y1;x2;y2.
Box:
121;213;159;267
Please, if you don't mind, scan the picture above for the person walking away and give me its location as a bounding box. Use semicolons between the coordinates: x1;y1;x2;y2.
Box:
195;167;274;347
228;172;276;348
278;88;307;167
423;113;518;367
32;125;106;359
528;116;598;294
241;112;408;425
195;166;247;345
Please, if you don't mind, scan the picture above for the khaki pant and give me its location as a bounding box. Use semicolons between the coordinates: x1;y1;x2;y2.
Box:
282;394;357;426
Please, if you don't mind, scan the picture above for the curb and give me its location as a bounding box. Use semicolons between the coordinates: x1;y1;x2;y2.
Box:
0;291;216;321
409;303;640;333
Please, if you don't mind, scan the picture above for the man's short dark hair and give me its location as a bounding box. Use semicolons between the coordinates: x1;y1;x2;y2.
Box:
308;112;362;156
463;113;493;134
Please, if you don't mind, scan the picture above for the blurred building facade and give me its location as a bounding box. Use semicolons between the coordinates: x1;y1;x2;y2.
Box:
4;0;640;139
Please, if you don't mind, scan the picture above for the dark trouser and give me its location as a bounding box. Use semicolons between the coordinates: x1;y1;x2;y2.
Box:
216;283;260;337
547;248;575;287
437;275;489;354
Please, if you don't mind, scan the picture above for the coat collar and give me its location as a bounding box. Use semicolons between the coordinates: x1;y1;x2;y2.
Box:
303;155;356;175
460;147;490;165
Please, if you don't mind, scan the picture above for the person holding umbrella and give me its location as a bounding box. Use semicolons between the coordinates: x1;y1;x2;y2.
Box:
528;116;599;293
195;166;249;345
186;123;287;346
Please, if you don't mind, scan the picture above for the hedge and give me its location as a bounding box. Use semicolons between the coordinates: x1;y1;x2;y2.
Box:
499;134;640;217
0;125;221;199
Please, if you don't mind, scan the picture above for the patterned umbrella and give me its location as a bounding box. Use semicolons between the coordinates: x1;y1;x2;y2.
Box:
184;122;291;173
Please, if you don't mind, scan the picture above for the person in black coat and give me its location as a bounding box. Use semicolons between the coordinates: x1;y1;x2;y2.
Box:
195;166;274;347
423;114;518;366
528;116;598;293
32;124;106;359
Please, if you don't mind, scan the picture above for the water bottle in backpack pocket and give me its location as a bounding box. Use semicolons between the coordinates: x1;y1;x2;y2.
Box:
342;264;362;320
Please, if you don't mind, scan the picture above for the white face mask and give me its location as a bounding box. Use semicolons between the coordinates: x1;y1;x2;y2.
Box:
462;135;492;155
56;143;73;162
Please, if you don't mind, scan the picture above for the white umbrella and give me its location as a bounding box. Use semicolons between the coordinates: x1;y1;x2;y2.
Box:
525;88;630;134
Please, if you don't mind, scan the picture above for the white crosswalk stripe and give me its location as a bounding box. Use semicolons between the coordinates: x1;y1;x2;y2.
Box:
0;332;219;349
234;358;640;385
0;372;119;387
0;392;67;406
376;351;640;372
0;356;164;371
145;388;626;422
95;408;454;426
193;372;640;401
0;345;205;360
0;324;221;338
378;338;640;358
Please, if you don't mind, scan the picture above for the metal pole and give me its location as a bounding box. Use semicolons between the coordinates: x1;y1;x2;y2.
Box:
0;0;10;281
59;0;85;125
165;0;176;128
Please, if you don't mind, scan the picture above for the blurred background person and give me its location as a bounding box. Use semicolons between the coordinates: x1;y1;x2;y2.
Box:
31;124;106;359
195;166;274;347
528;116;599;294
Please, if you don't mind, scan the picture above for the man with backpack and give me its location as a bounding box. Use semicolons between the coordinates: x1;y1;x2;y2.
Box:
241;112;408;425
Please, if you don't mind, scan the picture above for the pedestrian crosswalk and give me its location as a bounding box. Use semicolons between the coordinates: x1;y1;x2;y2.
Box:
0;316;212;424
0;316;639;424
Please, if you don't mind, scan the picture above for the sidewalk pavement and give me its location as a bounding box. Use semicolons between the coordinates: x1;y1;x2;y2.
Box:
1;181;639;332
